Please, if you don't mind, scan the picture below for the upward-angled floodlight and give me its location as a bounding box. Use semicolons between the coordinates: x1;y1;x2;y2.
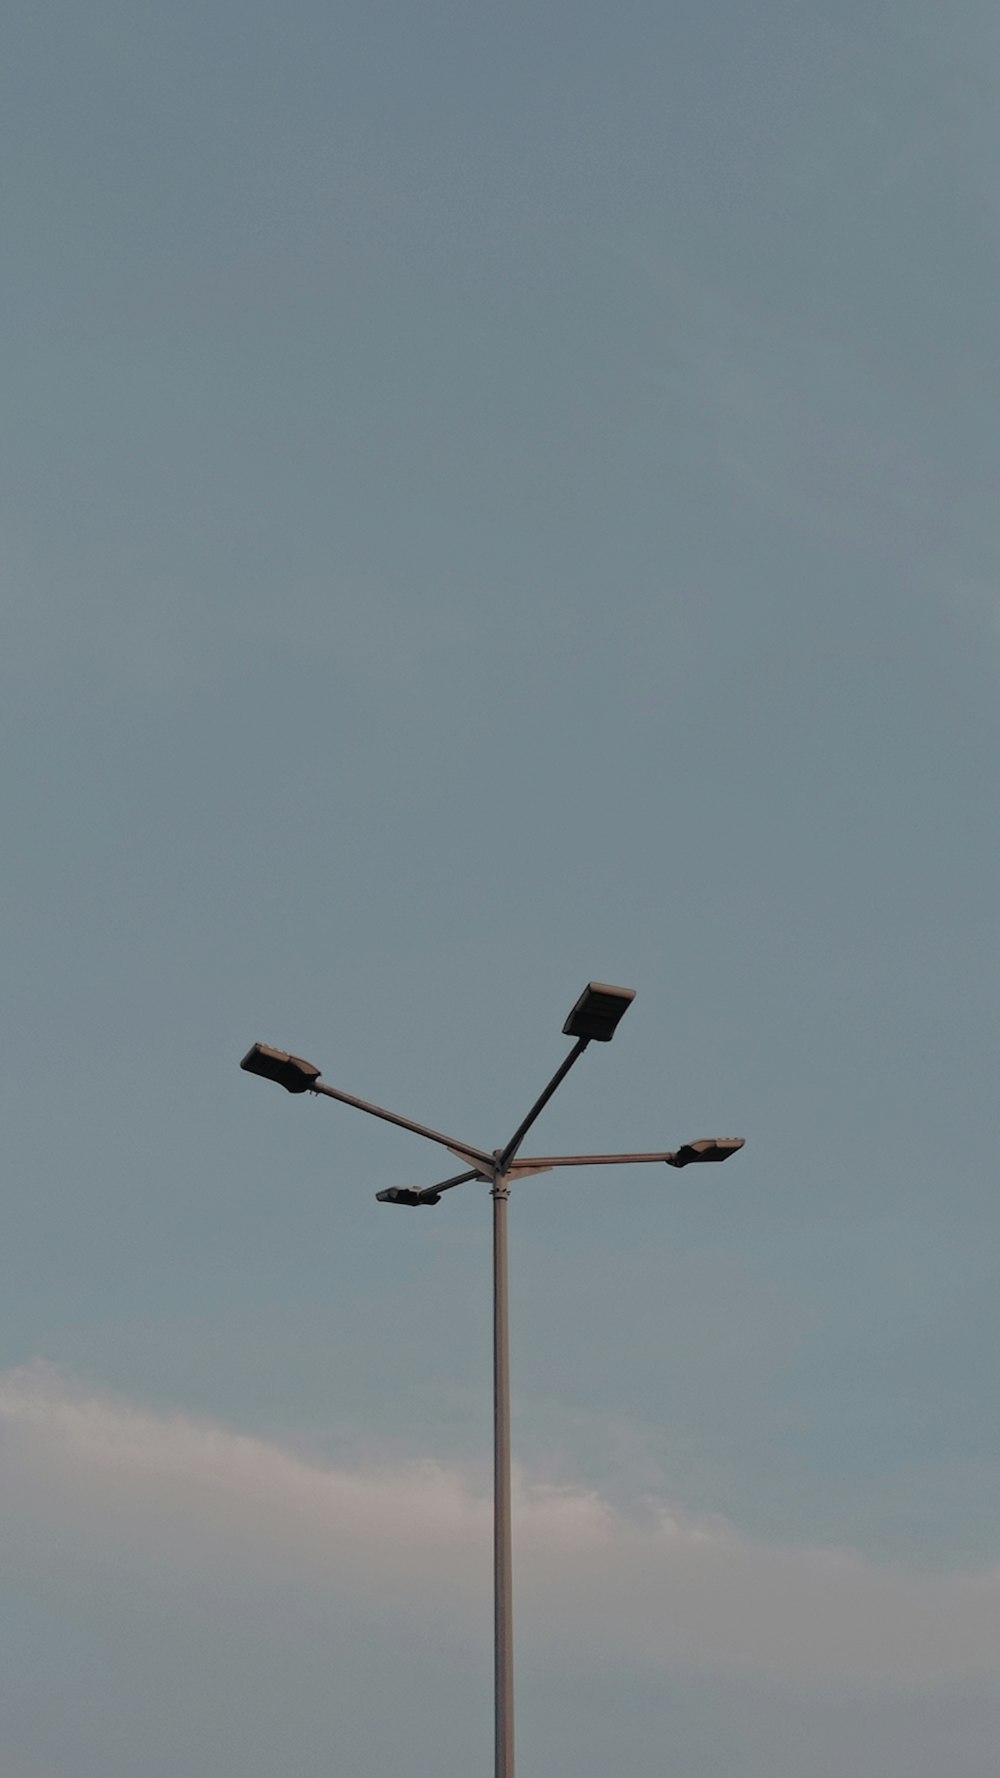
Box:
562;981;635;1042
240;1042;321;1093
239;984;743;1778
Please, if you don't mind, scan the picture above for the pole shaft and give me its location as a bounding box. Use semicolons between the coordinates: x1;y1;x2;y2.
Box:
493;1180;515;1778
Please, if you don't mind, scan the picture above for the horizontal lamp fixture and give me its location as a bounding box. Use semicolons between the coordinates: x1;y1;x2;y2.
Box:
665;1138;745;1168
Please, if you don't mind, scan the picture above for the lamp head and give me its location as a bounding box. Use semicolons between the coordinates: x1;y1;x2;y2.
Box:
240;1043;321;1094
666;1138;745;1168
562;982;636;1043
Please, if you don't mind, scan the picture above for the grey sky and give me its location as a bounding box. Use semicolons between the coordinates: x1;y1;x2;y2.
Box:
3;1;1000;1772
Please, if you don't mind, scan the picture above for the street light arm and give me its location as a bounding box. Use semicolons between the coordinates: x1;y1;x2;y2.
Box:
310;1079;494;1171
497;1038;590;1172
510;1138;745;1171
509;1151;677;1170
418;1167;485;1203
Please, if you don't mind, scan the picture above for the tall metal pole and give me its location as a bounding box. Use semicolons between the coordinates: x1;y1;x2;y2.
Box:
492;1176;515;1778
241;988;744;1778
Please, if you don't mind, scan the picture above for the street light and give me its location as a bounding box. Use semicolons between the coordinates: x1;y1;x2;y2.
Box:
240;985;744;1778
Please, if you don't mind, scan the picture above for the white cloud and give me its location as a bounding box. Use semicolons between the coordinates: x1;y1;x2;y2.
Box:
2;1361;998;1689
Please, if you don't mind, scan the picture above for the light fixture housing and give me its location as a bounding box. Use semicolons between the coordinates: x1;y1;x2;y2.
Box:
376;1186;439;1207
666;1138;745;1168
240;1043;321;1094
562;982;636;1043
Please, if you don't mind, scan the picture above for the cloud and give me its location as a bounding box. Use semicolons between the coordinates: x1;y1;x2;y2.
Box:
2;1362;998;1689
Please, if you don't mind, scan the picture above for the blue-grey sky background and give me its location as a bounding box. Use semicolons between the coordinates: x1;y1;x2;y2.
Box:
3;2;1000;1773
